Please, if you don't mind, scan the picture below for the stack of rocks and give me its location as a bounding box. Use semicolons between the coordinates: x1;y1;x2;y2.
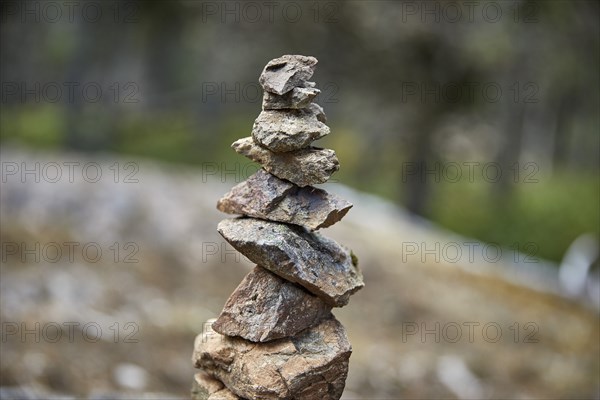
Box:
191;55;364;400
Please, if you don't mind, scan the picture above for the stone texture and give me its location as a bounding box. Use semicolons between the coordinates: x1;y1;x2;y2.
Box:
309;102;327;123
252;108;330;152
259;55;318;95
212;266;332;342
217;218;363;307
262;87;320;110
231;137;339;187
192;372;241;400
217;169;352;230
193;316;351;400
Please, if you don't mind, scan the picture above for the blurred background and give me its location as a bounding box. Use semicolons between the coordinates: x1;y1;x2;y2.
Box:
1;0;599;399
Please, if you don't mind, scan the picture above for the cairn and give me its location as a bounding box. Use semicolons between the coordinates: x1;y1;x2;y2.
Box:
191;55;364;400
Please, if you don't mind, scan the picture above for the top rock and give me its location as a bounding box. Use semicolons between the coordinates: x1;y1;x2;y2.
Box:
259;55;318;95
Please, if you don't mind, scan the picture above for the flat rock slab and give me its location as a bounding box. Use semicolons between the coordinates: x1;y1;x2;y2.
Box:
212;266;332;342
192;372;241;400
193;317;351;400
252;108;329;152
232;137;339;187
217;169;352;230
217;218;364;306
259;55;318;95
262;87;320;110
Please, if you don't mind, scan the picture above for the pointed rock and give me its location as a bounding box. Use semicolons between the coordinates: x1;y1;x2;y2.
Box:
212;266;332;342
192;372;241;400
262;87;320;110
217;218;363;307
309;102;327;123
232;137;339;187
252;108;329;152
193;316;351;400
217;169;352;230
259;55;318;95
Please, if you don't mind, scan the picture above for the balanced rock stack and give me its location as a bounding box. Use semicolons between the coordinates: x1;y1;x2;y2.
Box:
191;55;364;400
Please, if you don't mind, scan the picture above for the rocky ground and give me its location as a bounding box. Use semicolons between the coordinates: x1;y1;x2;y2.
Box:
1;147;598;399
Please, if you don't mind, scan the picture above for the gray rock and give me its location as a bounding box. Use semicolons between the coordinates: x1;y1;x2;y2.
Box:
192;372;241;400
259;55;318;95
262;87;320;110
308;102;327;123
231;137;339;187
217;218;363;307
212;266;332;342
193;316;351;400
252;108;330;152
217;169;352;230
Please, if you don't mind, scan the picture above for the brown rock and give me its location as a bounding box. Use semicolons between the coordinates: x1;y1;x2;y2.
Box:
262;87;320;110
192;372;241;400
217;169;352;230
212;266;332;342
231;137;339;187
252;108;330;152
217;218;364;307
193;316;351;400
259;55;318;95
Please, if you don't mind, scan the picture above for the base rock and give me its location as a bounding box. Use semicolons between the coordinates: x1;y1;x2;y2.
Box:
193;316;351;400
192;372;241;400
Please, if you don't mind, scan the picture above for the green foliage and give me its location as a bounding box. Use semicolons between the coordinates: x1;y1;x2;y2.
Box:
115;112;199;163
428;172;599;262
1;105;65;147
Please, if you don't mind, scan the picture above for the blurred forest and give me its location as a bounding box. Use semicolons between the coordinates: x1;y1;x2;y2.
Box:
2;0;599;263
